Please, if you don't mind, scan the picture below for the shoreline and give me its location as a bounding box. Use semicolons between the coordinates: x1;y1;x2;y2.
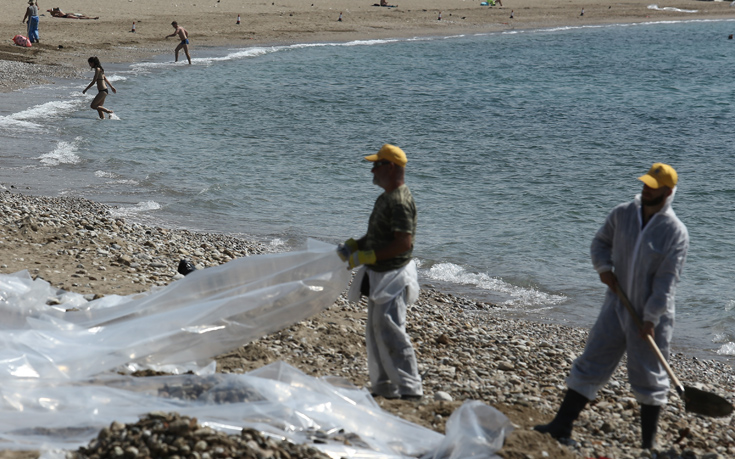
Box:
0;191;734;458
1;0;734;91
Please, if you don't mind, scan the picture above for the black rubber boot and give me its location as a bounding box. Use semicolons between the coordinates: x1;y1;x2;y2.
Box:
177;259;197;276
534;389;589;441
640;404;661;449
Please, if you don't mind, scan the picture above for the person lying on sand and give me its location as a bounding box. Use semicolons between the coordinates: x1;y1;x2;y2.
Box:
47;7;99;19
373;0;398;6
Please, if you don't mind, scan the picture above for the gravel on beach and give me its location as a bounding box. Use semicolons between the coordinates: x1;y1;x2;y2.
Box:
0;60;81;92
1;190;734;459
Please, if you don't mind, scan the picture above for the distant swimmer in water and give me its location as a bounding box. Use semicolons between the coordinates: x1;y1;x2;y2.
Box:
82;56;117;119
165;21;192;65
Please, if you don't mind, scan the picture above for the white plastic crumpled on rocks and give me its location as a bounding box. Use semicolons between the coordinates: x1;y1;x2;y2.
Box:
0;239;514;458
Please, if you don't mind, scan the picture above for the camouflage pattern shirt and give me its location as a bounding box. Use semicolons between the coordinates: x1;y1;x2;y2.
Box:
365;184;417;272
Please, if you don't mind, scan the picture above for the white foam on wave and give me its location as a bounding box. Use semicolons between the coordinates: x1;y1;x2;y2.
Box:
11;99;82;121
95;170;139;185
713;333;732;344
499;18;731;37
269;238;287;249
130;39;405;72
130;47;272;72
716;342;735;355
647;4;698;12
0;99;83;130
424;262;566;307
109;201;162;218
95;170;117;178
725;300;735;312
0;116;41;130
342;39;399;46
39;138;82;166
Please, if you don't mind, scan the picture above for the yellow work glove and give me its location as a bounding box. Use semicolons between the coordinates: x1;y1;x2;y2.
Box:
337;238;359;262
348;250;376;269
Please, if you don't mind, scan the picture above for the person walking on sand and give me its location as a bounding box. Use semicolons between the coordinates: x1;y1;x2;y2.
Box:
534;163;688;450
22;0;40;43
337;144;423;401
82;57;117;119
166;21;192;65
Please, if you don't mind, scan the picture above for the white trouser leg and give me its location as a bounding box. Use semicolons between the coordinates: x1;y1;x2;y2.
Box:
366;289;423;397
567;302;626;401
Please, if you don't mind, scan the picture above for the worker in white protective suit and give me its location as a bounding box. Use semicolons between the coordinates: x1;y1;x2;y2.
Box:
337;144;423;401
535;163;688;450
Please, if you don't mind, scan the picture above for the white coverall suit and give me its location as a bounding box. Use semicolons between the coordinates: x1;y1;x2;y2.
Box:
566;190;688;406
348;261;423;398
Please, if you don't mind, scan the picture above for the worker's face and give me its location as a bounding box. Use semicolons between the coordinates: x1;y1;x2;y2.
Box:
641;184;670;207
371;160;392;187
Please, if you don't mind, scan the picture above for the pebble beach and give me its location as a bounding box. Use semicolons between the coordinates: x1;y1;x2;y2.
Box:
2;0;735;457
1;191;734;459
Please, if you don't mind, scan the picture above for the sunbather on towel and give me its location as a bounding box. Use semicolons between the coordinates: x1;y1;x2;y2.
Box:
47;7;98;19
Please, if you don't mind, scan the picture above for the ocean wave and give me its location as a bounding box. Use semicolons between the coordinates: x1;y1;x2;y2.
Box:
131;47;272;71
342;39;400;46
109;201;162;218
716;342;735;355
0;116;41;130
95;171;138;185
95;170;118;178
11;99;82;121
647;4;698;13
423;262;566;307
269;238;287;249
39;139;82;166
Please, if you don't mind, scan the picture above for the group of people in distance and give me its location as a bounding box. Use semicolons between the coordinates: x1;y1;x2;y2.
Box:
79;21;191;119
342;144;688;451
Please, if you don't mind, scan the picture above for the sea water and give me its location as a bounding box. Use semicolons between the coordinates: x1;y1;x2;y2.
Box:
1;19;735;361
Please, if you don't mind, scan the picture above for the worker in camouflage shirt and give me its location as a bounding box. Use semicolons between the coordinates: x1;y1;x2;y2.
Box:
338;144;423;400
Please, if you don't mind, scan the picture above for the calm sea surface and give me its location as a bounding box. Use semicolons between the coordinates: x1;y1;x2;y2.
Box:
1;19;735;361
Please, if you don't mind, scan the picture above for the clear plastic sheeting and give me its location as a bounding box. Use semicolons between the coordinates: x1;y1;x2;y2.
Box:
0;239;350;380
0;239;514;457
421;400;515;459
2;362;439;458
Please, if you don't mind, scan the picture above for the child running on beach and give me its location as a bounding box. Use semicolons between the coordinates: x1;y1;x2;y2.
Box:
82;57;117;119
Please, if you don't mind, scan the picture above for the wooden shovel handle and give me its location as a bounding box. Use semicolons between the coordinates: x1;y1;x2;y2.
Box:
615;285;685;396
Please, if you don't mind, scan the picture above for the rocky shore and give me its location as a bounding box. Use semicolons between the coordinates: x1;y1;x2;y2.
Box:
1;189;734;459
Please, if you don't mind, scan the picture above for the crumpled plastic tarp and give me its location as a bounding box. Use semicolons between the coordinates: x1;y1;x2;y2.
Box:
421;400;515;459
0;239;350;379
0;239;514;458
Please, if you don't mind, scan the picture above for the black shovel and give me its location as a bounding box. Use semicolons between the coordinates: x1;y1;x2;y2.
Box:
615;285;733;418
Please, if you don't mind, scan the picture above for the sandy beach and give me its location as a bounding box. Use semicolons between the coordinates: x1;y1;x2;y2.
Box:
1;0;735;457
1;0;735;90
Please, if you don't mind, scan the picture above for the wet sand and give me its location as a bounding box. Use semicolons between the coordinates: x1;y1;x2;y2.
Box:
1;0;734;90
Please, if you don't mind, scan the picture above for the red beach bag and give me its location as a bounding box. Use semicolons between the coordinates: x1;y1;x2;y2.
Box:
12;35;32;48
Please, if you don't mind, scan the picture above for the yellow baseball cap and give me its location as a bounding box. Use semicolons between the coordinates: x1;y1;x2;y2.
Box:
638;163;678;189
365;144;407;167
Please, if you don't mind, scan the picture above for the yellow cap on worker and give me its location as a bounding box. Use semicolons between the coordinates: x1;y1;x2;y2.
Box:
365;144;407;167
638;163;678;189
